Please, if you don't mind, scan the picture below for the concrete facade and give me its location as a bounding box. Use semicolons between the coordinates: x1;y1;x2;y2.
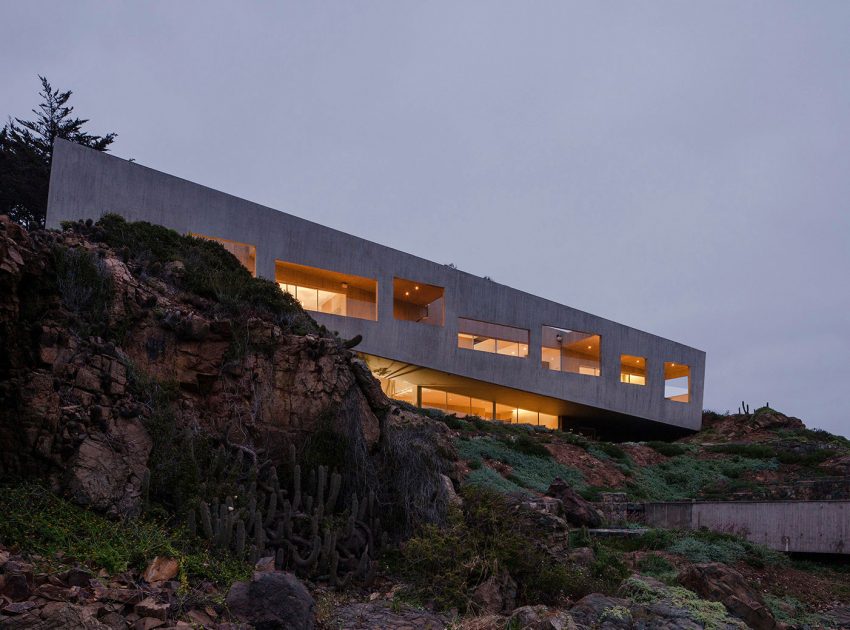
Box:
46;139;705;435
645;501;850;554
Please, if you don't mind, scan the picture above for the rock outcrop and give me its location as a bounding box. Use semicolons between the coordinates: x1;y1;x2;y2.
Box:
679;563;783;630
0;215;444;517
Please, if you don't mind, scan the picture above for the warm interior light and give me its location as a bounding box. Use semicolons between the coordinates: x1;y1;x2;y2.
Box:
405;291;410;296
414;285;419;290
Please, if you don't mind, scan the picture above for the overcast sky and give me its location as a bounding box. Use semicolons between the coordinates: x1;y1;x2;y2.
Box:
2;2;848;435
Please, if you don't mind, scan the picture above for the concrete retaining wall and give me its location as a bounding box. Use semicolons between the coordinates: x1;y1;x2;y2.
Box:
645;501;849;554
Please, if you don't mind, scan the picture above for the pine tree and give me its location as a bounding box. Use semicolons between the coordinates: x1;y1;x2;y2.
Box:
0;76;117;229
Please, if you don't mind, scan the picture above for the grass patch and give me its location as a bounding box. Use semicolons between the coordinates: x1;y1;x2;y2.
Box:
667;530;787;568
627;455;776;501
592;442;628;461
456;436;585;492
637;554;678;583
501;433;551;458
0;483;249;585
644;441;687;457
706;443;776;458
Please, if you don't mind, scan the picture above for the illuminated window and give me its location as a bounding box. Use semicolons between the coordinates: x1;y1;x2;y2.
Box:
190;233;256;276
275;261;377;321
664;362;690;403
542;326;601;376
457;318;529;358
376;376;417;406
394;278;445;326
620;355;647;385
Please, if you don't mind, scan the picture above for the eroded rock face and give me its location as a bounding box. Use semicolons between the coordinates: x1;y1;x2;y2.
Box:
225;571;315;630
679;563;783;630
0;216;401;515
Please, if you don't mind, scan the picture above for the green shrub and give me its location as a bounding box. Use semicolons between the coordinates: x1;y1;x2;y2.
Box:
53;245;114;336
456;437;585;492
644;441;687;457
464;466;527;495
627;455;776;501
397;486;611;612
706;443;776;458
92;215;314;331
503;434;552;458
776;449;837;466
0;483;248;585
667;530;787;568
638;554;677;582
591;442;628;461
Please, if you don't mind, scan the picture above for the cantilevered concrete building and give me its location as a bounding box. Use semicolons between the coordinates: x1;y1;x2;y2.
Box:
47;139;705;437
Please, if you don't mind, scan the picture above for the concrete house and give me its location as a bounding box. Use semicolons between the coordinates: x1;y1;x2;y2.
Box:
47;139;705;437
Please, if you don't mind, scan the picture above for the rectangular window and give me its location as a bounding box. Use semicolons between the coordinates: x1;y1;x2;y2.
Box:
541;326;601;376
190;233;256;276
457;318;529;358
275;261;377;321
620;355;647;385
393;278;445;326
664;362;690;403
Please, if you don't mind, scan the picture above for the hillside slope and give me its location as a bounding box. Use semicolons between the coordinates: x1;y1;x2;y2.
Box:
1;214;848;630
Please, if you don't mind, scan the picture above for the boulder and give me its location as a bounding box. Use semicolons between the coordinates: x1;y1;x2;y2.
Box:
678;563;782;630
0;601;110;629
141;557;179;584
471;570;517;615
569;593;633;629
509;605;577;630
546;477;603;527
64;418;152;517
226;570;315;629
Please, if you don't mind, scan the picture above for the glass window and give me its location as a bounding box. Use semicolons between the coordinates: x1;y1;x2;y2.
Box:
457;318;529;359
538;413;559;430
393;278;445;326
620;355;647;385
190;233;256;276
541;326;601;376
275;261;377;321
664;362;690;403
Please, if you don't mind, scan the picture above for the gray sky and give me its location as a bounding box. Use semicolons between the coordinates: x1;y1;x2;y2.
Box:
3;2;849;435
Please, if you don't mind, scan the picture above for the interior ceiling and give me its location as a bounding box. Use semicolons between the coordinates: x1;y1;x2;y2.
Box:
275;260;376;293
664;362;690;379
366;353;606;417
393;277;443;306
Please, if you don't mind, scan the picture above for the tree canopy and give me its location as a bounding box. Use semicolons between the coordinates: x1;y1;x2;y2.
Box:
0;76;117;229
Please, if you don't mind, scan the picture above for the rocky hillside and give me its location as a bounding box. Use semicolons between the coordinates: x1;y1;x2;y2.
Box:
1;215;848;630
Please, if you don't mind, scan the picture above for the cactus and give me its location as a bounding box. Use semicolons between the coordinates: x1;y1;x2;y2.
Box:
190;441;383;589
235;519;246;559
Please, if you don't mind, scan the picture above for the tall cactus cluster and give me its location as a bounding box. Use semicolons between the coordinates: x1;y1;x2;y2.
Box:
187;443;383;588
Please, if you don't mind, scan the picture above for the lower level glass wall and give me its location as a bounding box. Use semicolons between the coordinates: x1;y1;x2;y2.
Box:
375;377;558;429
275;261;377;321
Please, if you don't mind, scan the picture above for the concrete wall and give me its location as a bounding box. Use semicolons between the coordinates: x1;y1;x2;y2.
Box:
46;139;706;431
645;501;850;554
